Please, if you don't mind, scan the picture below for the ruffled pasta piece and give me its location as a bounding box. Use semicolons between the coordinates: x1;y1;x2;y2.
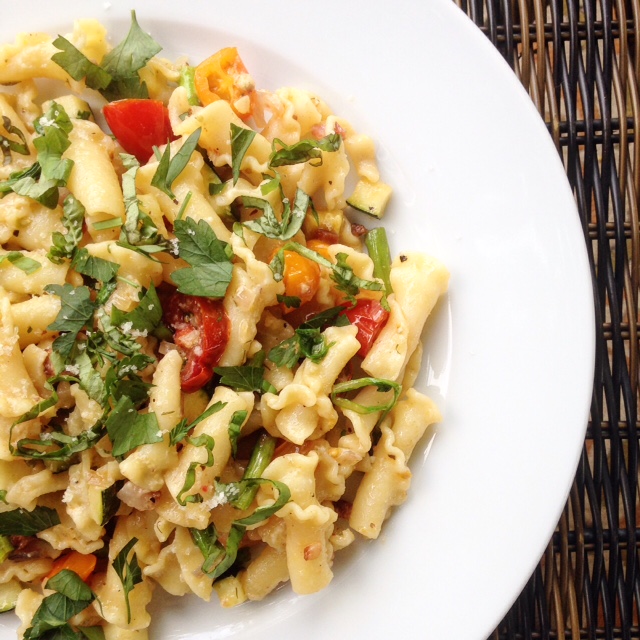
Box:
65;384;103;436
119;350;182;491
350;388;442;539
64;119;125;240
15;588;44;640
92;514;158;631
14;203;65;253
362;253;448;382
0;558;52;584
161;388;254;529
218;235;284;367
0;290;42;418
62;452;105;543
239;545;290;601
261;452;337;595
172;99;270;184
0;249;67;296
260;88;329;144
144;525;213;600
262;324;359;445
136;143;231;241
5;467;67;511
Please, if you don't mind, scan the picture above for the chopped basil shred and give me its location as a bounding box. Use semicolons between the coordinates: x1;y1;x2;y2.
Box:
268;132;341;168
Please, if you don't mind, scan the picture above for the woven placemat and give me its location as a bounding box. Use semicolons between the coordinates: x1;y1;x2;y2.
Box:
452;0;640;638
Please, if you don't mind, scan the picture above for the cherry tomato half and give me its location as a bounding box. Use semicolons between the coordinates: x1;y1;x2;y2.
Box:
194;47;255;119
103;99;176;164
340;299;389;358
163;291;230;393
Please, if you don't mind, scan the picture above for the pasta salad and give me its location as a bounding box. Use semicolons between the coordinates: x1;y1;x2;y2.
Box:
0;12;449;639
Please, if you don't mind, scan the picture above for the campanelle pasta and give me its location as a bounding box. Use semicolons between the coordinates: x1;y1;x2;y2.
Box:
0;13;449;639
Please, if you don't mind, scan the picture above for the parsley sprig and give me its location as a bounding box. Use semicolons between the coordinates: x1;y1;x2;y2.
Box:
52;11;162;101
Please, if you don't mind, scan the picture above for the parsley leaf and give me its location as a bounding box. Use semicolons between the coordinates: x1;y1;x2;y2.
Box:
117;155;171;255
242;188;311;241
106;396;162;457
151;128;201;199
51;36;112;90
112;538;143;625
110;283;162;334
268;133;341;168
48;195;86;263
268;327;331;368
71;248;120;283
1;103;74;208
230;123;256;184
45;284;96;360
171;217;234;298
214;365;275;394
33;102;74;183
0;506;60;536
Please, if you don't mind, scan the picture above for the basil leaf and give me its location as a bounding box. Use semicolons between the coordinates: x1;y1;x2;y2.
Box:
151;128;201;199
112;538;143;625
268;133;341;168
227;410;247;458
176;433;215;505
51;37;112;90
1;115;29;163
15;421;107;463
214;365;275;394
230;123;256;184
49;195;86;263
331;376;402;419
169;401;226;446
242;188;310;241
100;11;162;101
190;524;226;575
299;305;346;329
0;506;60;536
276;294;301;308
0;251;41;275
106;396;162;457
10;175;60;209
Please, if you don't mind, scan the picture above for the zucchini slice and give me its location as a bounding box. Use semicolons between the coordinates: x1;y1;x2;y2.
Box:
347;179;392;218
0;579;22;613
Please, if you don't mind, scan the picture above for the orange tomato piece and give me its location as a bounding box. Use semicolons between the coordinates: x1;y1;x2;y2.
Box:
194;47;255;118
306;238;333;261
46;551;97;583
280;250;321;311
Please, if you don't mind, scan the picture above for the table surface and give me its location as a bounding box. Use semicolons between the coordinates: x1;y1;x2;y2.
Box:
454;0;640;638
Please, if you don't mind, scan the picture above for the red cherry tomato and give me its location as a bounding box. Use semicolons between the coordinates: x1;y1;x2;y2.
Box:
163;291;229;393
103;99;176;164
340;299;389;358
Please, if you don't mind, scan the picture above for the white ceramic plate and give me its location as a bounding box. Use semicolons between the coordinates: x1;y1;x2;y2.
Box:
0;2;594;639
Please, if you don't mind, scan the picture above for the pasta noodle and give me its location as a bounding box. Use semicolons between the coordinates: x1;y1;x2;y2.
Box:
0;13;448;638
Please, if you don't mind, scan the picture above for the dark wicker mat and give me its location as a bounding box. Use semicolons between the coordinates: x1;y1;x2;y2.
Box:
454;0;640;638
